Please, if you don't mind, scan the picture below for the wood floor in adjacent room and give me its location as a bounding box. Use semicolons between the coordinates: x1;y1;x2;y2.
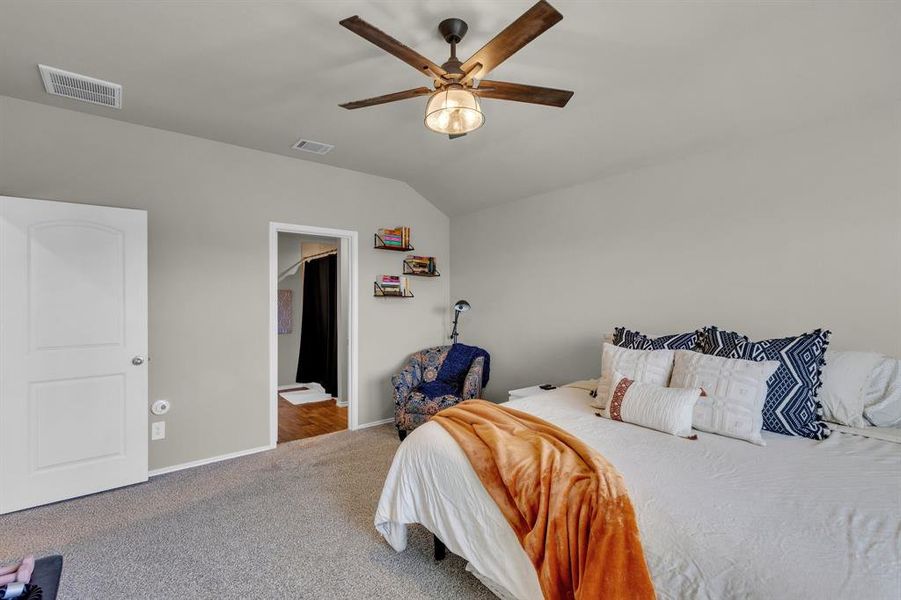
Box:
277;396;347;443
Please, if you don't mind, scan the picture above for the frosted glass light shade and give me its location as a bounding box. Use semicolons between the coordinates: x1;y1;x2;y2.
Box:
424;87;484;135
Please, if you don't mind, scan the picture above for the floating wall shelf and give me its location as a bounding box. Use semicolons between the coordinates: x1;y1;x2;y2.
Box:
403;259;440;277
373;233;413;252
373;281;414;298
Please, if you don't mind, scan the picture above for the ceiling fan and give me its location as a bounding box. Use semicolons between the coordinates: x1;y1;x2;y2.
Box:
339;0;573;139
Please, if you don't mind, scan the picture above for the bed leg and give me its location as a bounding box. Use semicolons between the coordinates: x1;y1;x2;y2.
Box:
433;534;446;561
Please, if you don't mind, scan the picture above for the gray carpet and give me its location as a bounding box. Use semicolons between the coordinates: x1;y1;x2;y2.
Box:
0;425;496;599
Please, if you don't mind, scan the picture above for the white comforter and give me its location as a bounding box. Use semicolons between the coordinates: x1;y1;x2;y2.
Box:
375;387;901;600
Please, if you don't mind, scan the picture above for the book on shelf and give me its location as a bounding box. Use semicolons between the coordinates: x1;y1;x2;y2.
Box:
377;274;410;296
405;255;437;274
377;226;411;248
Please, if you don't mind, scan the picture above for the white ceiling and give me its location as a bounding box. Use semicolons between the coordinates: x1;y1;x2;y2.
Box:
1;1;898;216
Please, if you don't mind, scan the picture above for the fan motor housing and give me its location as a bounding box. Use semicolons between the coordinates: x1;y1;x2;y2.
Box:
438;18;468;44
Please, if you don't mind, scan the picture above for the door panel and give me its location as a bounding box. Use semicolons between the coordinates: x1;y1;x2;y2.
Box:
32;374;126;470
1;196;148;514
30;222;125;350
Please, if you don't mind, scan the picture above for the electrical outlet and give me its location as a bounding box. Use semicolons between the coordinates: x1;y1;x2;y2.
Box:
151;421;166;440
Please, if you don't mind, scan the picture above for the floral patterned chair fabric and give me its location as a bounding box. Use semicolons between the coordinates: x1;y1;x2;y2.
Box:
392;346;487;437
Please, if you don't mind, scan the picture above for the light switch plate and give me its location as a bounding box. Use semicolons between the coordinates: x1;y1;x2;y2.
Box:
151;421;165;440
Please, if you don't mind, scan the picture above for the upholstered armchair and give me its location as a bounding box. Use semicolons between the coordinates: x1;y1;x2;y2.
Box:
392;345;487;440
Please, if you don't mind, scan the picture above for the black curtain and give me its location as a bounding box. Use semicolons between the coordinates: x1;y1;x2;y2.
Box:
296;254;338;395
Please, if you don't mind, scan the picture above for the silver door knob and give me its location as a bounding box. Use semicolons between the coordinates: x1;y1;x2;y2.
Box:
131;356;145;366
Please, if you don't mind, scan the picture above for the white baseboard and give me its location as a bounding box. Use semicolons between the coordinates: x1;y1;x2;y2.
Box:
151;419;391;476
356;417;393;430
149;444;274;477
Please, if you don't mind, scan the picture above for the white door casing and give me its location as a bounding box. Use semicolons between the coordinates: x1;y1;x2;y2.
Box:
268;222;359;445
0;196;148;514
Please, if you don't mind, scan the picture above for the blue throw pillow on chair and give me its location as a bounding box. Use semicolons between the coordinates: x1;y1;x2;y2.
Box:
418;344;490;400
697;326;831;439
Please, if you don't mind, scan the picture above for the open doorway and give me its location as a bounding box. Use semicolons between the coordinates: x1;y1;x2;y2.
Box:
269;223;358;446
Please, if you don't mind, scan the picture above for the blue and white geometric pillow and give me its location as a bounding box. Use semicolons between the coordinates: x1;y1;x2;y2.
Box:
613;327;700;351
696;327;831;439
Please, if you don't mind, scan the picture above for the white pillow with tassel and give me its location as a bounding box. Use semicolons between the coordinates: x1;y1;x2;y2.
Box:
599;371;700;438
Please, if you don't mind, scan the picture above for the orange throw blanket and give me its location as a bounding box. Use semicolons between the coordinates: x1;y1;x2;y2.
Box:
433;400;654;600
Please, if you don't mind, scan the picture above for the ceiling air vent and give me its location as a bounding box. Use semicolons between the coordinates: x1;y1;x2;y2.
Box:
38;64;122;109
292;139;334;155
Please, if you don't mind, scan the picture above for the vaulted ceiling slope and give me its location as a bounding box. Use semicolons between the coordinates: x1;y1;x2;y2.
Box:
1;1;898;216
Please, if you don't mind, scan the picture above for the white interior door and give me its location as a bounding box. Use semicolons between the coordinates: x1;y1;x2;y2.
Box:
0;196;148;514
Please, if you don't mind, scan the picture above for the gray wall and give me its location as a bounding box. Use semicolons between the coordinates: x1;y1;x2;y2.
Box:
277;234;304;386
451;106;901;402
0;96;450;470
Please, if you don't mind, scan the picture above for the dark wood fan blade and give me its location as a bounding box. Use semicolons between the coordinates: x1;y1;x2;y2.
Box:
473;80;573;107
339;87;433;110
340;16;447;79
459;1;562;79
449;133;467;140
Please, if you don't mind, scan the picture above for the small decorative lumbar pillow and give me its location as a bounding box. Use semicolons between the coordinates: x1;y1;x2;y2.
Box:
593;343;675;409
670;350;780;445
613;327;701;351
600;371;700;438
696;327;831;439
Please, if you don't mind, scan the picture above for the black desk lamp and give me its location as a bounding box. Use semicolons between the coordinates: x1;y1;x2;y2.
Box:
450;300;470;344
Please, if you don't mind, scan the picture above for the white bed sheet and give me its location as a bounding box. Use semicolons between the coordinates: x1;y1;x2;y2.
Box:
375;387;901;600
829;423;901;444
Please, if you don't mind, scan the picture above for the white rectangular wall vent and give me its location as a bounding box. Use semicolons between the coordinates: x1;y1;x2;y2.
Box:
38;64;122;109
292;139;334;155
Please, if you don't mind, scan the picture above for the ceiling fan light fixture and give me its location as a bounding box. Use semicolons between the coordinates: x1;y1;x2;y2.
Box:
424;86;484;135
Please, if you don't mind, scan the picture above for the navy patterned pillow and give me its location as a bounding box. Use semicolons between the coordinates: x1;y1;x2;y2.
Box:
613;327;700;351
697;327;831;439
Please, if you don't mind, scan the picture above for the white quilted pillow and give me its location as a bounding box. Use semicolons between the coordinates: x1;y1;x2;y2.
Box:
592;343;675;409
670;350;780;445
599;371;700;438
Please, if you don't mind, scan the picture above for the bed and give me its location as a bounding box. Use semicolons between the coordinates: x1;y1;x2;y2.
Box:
375;385;901;600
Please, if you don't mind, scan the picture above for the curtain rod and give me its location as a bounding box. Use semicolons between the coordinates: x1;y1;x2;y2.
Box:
278;248;338;282
301;248;338;262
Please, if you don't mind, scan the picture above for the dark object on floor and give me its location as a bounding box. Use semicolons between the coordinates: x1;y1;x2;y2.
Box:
392;344;489;438
30;556;61;600
0;583;41;599
397;429;407;442
433;535;446;561
539;384;556;390
0;555;62;600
